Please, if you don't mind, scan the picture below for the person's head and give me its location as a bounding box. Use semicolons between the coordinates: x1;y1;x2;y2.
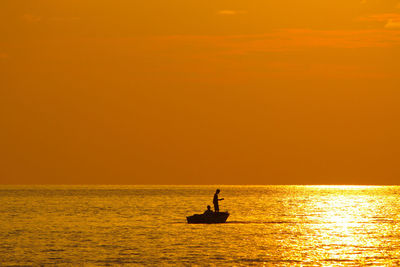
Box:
216;189;220;194
207;205;211;210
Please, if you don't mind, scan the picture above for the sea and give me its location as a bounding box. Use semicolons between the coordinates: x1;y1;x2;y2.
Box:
1;185;400;266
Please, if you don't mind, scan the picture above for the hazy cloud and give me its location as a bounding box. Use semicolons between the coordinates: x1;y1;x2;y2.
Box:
218;10;247;15
0;53;8;59
359;7;400;28
359;13;400;22
48;17;80;22
21;14;80;23
21;14;42;23
359;13;400;29
385;19;400;28
158;29;400;55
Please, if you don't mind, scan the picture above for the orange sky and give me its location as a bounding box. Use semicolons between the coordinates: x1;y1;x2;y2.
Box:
1;0;400;184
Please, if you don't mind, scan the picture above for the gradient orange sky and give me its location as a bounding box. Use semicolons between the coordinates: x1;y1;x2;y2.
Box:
1;0;400;184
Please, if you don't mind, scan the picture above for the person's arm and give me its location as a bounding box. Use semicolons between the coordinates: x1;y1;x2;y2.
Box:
219;198;224;201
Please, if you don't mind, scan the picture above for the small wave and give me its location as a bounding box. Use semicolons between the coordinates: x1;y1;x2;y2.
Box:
41;249;65;252
226;220;297;224
322;258;354;262
239;258;302;263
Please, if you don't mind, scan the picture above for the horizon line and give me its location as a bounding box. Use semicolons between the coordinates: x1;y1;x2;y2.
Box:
0;184;398;186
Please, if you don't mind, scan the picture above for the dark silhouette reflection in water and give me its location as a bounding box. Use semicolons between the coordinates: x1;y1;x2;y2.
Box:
226;220;298;224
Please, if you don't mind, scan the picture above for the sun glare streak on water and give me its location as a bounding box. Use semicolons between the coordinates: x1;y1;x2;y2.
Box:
1;185;400;266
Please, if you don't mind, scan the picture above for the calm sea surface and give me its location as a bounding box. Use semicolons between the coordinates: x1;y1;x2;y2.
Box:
1;185;400;266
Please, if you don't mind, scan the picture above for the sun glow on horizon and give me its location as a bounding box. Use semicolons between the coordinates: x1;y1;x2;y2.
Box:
309;185;381;189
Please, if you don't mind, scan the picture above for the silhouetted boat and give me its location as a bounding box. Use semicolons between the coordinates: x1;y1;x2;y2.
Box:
186;212;229;224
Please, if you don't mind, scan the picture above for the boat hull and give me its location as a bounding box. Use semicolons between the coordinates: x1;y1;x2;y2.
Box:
186;212;229;224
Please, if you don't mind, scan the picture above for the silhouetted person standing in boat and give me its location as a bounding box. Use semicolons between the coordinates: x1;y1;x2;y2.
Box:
213;189;224;212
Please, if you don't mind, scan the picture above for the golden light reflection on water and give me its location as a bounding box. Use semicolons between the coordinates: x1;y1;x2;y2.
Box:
1;186;400;265
295;186;398;265
309;185;380;190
